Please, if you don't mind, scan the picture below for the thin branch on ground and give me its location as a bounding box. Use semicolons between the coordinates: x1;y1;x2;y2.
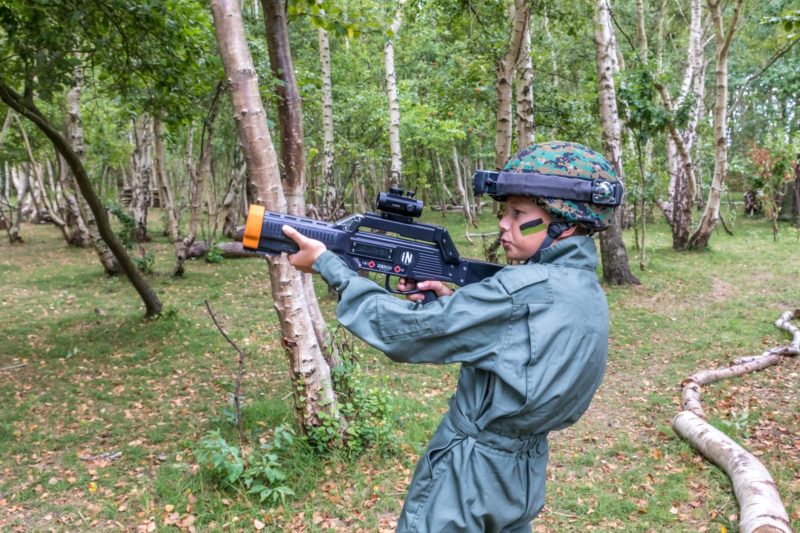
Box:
204;299;246;450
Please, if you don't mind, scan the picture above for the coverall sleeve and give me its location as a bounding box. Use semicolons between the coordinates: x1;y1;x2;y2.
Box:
313;251;512;368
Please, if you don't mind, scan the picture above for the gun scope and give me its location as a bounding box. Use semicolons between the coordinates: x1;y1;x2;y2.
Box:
376;188;423;219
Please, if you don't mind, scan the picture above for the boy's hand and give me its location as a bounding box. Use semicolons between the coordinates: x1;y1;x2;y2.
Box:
282;225;327;273
397;278;454;303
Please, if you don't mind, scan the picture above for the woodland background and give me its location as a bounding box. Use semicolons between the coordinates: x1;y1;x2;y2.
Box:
0;0;799;531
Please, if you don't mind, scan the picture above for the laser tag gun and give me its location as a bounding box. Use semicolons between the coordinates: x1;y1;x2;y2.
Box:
242;188;502;302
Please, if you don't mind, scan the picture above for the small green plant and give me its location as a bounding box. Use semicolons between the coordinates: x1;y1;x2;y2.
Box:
108;203;155;272
195;425;296;506
108;203;137;249
133;251;156;274
205;245;224;264
306;331;397;455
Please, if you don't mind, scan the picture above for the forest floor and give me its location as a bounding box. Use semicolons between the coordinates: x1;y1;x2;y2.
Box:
1;209;799;532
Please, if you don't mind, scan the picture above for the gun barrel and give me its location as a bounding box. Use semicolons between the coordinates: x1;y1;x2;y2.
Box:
242;204;502;289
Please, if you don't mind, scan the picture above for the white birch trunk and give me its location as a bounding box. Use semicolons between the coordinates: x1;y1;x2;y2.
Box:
318;27;337;220
688;0;743;249
154;117;180;243
211;0;340;432
65;70;120;273
384;0;406;188
515;14;534;148
129;114;154;242
495;0;530;169
594;0;639;285
674;309;798;533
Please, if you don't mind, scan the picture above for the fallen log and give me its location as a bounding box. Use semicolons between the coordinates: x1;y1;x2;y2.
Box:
673;309;799;533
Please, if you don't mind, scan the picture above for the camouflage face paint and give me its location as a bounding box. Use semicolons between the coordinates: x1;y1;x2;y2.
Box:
520;218;547;236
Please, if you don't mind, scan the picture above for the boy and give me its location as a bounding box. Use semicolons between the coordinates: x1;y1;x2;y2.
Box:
282;142;619;532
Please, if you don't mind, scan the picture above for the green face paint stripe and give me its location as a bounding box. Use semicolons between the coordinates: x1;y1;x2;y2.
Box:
520;218;547;236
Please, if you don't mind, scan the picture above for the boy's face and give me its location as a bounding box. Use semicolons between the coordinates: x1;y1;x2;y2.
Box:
498;195;552;261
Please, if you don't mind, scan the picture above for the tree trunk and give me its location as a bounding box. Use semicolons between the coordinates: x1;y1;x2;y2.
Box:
57;155;92;247
656;0;704;250
9;165;26;242
688;0;743;250
211;0;340;433
673;309;798;533
129;114;154;242
154;117;180;243
262;0;330;367
515;10;534;149
0;80;162;317
65;69;120;274
384;0;406;188
262;0;306;215
318;27;337;220
593;0;640;285
495;0;530;169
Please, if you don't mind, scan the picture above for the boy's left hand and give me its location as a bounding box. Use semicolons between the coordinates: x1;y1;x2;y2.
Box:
397;278;454;302
282;225;327;273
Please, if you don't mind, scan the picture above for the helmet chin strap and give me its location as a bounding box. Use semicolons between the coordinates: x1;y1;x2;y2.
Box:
530;221;573;263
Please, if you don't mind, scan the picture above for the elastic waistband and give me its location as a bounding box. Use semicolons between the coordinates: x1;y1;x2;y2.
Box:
447;408;548;455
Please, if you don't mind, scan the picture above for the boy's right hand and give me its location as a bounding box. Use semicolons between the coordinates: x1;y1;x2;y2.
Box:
397;278;454;303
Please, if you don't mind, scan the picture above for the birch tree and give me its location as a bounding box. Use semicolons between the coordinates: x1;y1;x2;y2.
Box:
494;0;530;169
653;0;706;250
594;0;640;285
262;0;329;362
211;0;340;433
65;68;121;274
129;114;154;242
688;0;744;249
318;26;336;220
384;0;406;187
515;12;535;149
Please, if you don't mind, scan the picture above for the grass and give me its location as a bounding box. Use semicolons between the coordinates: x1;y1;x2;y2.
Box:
0;207;798;532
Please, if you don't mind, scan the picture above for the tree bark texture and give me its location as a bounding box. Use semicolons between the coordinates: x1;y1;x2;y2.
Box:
515;14;534;149
130;114;154;242
261;0;329;361
688;0;743;250
657;0;704;249
674;309;798;533
495;0;530;170
0;81;162;317
384;0;406;187
211;0;340;432
593;0;640;285
154;117;180;244
262;0;307;215
65;70;120;274
318;27;337;220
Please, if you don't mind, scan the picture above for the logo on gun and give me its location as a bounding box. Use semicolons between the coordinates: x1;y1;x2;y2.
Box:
400;251;415;265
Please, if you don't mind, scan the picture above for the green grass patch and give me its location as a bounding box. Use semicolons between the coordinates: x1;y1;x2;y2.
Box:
1;209;798;530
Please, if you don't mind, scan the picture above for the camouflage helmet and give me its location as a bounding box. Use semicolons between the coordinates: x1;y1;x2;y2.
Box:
500;141;620;231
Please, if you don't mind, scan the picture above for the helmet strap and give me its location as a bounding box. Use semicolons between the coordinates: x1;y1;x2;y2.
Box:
530;221;573;263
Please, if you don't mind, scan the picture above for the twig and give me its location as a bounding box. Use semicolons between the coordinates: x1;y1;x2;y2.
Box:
204;299;245;450
0;363;27;371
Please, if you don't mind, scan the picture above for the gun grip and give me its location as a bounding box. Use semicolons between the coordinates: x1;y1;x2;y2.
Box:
420;290;438;304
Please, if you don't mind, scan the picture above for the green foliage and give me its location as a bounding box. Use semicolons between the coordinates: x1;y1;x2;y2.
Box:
107;203;137;249
205;245;224;264
107;203;155;273
195;425;296;506
306;332;396;455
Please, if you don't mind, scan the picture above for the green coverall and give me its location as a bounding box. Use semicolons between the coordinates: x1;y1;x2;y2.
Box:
313;235;608;532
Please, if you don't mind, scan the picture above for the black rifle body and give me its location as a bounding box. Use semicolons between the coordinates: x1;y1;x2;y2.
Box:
242;206;502;297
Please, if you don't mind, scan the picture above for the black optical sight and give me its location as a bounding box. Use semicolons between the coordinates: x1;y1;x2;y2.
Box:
376;187;423;222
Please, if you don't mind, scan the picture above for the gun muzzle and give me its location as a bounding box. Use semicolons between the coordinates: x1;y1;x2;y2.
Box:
243;204;265;250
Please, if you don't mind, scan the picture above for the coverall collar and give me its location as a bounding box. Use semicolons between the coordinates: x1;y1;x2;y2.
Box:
532;236;598;271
